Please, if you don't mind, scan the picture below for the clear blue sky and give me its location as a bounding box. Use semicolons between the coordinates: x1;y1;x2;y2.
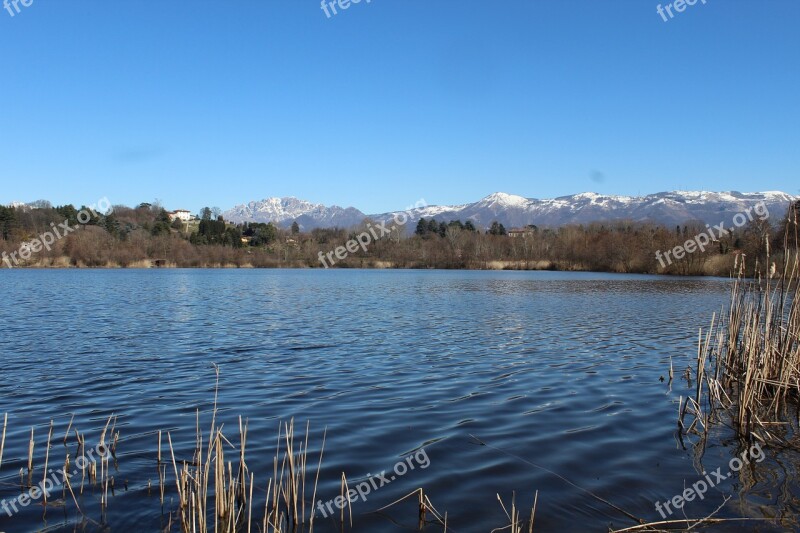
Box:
1;0;798;214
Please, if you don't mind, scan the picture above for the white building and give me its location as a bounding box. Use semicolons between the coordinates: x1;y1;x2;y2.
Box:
168;209;193;222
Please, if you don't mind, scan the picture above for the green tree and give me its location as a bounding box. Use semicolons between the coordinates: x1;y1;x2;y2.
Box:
489;221;507;236
448;220;464;230
55;204;79;225
104;213;123;238
150;208;172;235
251;223;278;246
291;221;300;234
0;206;16;240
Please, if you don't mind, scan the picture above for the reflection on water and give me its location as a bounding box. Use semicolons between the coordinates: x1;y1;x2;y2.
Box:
0;269;795;532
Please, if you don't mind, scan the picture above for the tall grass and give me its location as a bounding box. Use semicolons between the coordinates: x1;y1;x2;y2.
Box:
166;366;326;533
685;204;799;443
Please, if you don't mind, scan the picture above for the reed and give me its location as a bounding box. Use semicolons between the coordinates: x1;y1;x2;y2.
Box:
26;427;34;487
0;375;551;532
0;413;7;472
684;205;800;443
377;487;449;529
42;420;53;506
166;367;326;533
493;491;537;533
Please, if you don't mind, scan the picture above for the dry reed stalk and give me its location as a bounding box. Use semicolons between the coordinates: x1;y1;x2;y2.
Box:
418;487;426;529
247;472;254;533
160;367;325;533
340;472;353;527
308;426;326;532
26;427;34;487
495;492;518;533
376;487;448;528
491;491;538;533
0;413;7;472
80;432;87;494
63;414;74;446
42;420;53;506
63;454;70;500
685;208;800;443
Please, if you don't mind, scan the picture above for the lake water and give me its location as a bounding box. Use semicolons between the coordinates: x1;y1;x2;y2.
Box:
0;270;794;532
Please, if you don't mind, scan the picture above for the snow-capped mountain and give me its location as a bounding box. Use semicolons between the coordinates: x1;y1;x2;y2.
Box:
224;191;798;230
222;197;366;229
373;191;797;230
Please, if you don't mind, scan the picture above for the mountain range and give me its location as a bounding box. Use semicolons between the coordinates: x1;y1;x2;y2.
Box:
222;191;798;231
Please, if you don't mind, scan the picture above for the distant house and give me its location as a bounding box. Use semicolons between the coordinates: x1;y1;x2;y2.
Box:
168;210;193;222
508;226;537;238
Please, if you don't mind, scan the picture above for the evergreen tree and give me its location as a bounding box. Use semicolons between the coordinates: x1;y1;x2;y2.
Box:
55;205;79;225
104;213;123;238
0;206;16;240
489;221;507;236
448;220;464;230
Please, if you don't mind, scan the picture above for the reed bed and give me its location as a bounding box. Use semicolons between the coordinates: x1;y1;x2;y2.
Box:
0;412;119;527
0;367;545;532
164;366;327;533
682;216;800;444
493;491;537;533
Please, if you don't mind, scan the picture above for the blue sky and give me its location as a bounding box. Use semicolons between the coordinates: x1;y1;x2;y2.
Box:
1;0;798;214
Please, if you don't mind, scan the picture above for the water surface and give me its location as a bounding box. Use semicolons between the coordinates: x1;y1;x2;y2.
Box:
0;270;793;532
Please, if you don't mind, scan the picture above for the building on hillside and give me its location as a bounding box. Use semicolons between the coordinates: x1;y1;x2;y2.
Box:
507;226;538;238
168;210;193;222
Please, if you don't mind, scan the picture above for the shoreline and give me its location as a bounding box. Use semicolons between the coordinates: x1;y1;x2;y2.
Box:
0;258;737;278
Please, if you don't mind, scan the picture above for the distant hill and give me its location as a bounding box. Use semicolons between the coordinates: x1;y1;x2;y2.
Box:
223;191;798;230
222;197;366;229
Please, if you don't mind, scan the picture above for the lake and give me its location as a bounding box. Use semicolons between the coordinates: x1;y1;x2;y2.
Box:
0;269;793;532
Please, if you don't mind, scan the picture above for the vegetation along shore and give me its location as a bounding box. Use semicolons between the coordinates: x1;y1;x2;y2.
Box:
1;200;798;276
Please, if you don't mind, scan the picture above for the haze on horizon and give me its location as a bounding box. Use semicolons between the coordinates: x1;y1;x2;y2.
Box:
1;0;798;214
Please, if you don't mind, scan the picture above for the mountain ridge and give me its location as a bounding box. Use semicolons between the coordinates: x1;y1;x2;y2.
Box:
222;190;798;230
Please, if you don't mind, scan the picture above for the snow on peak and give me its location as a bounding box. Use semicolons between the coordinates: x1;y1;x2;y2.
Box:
479;192;531;208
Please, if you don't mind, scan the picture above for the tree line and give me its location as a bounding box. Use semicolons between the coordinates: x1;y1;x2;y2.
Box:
0;200;797;276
